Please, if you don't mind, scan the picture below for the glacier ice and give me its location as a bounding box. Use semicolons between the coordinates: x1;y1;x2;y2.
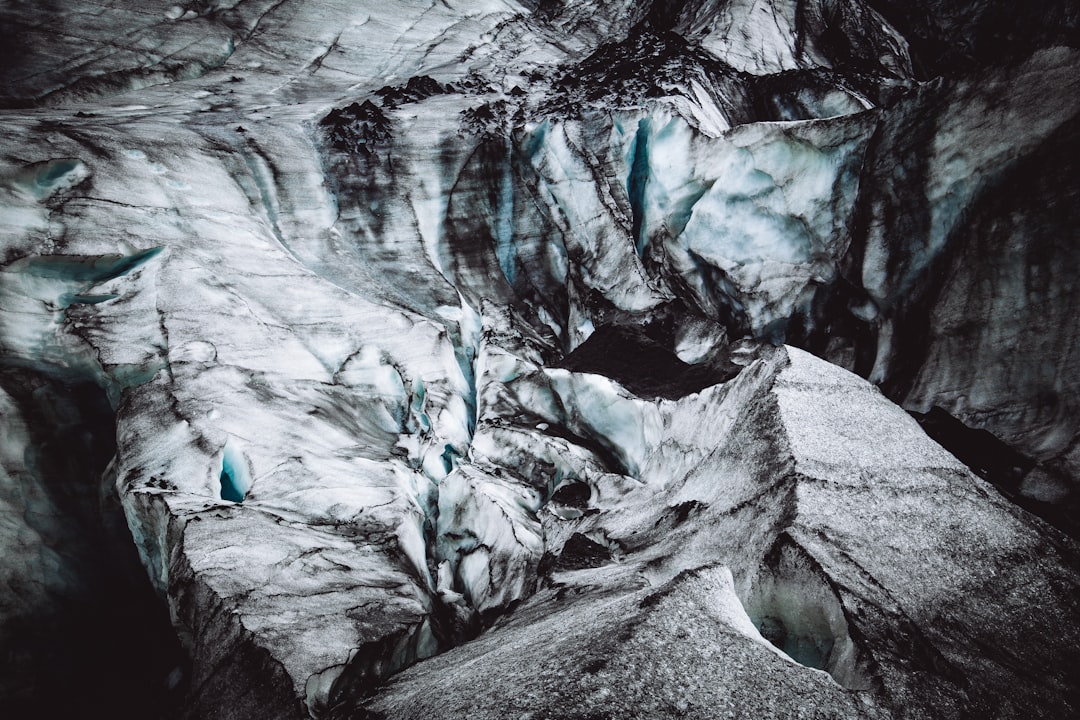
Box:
0;1;1079;719
218;441;251;503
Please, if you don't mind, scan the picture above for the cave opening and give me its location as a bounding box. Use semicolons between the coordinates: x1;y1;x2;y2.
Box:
740;537;870;690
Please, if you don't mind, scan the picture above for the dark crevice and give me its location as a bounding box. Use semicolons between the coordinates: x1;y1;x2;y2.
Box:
626;117;650;257
557;322;740;399
324;619;437;714
550;480;591;508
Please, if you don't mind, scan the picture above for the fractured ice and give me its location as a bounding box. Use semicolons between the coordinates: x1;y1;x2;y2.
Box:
1;1;1079;719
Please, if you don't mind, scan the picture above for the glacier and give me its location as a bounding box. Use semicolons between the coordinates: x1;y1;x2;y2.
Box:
0;0;1078;718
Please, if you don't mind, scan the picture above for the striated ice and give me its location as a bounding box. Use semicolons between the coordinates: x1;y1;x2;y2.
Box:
0;1;1077;718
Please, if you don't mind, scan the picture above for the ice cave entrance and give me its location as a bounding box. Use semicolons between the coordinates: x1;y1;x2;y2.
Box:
748;603;835;671
741;540;869;690
219;442;251;503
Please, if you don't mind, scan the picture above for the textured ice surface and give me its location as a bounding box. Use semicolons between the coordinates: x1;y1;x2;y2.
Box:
1;1;1079;719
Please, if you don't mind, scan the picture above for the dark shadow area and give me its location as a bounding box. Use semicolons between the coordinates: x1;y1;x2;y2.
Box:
912;406;1078;539
541;533;612;573
558;323;739;399
0;368;187;719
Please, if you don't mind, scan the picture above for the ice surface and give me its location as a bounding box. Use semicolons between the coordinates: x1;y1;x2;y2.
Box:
1;2;1078;718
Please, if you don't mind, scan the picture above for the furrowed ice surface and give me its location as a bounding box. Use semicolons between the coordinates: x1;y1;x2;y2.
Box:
0;0;1078;718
